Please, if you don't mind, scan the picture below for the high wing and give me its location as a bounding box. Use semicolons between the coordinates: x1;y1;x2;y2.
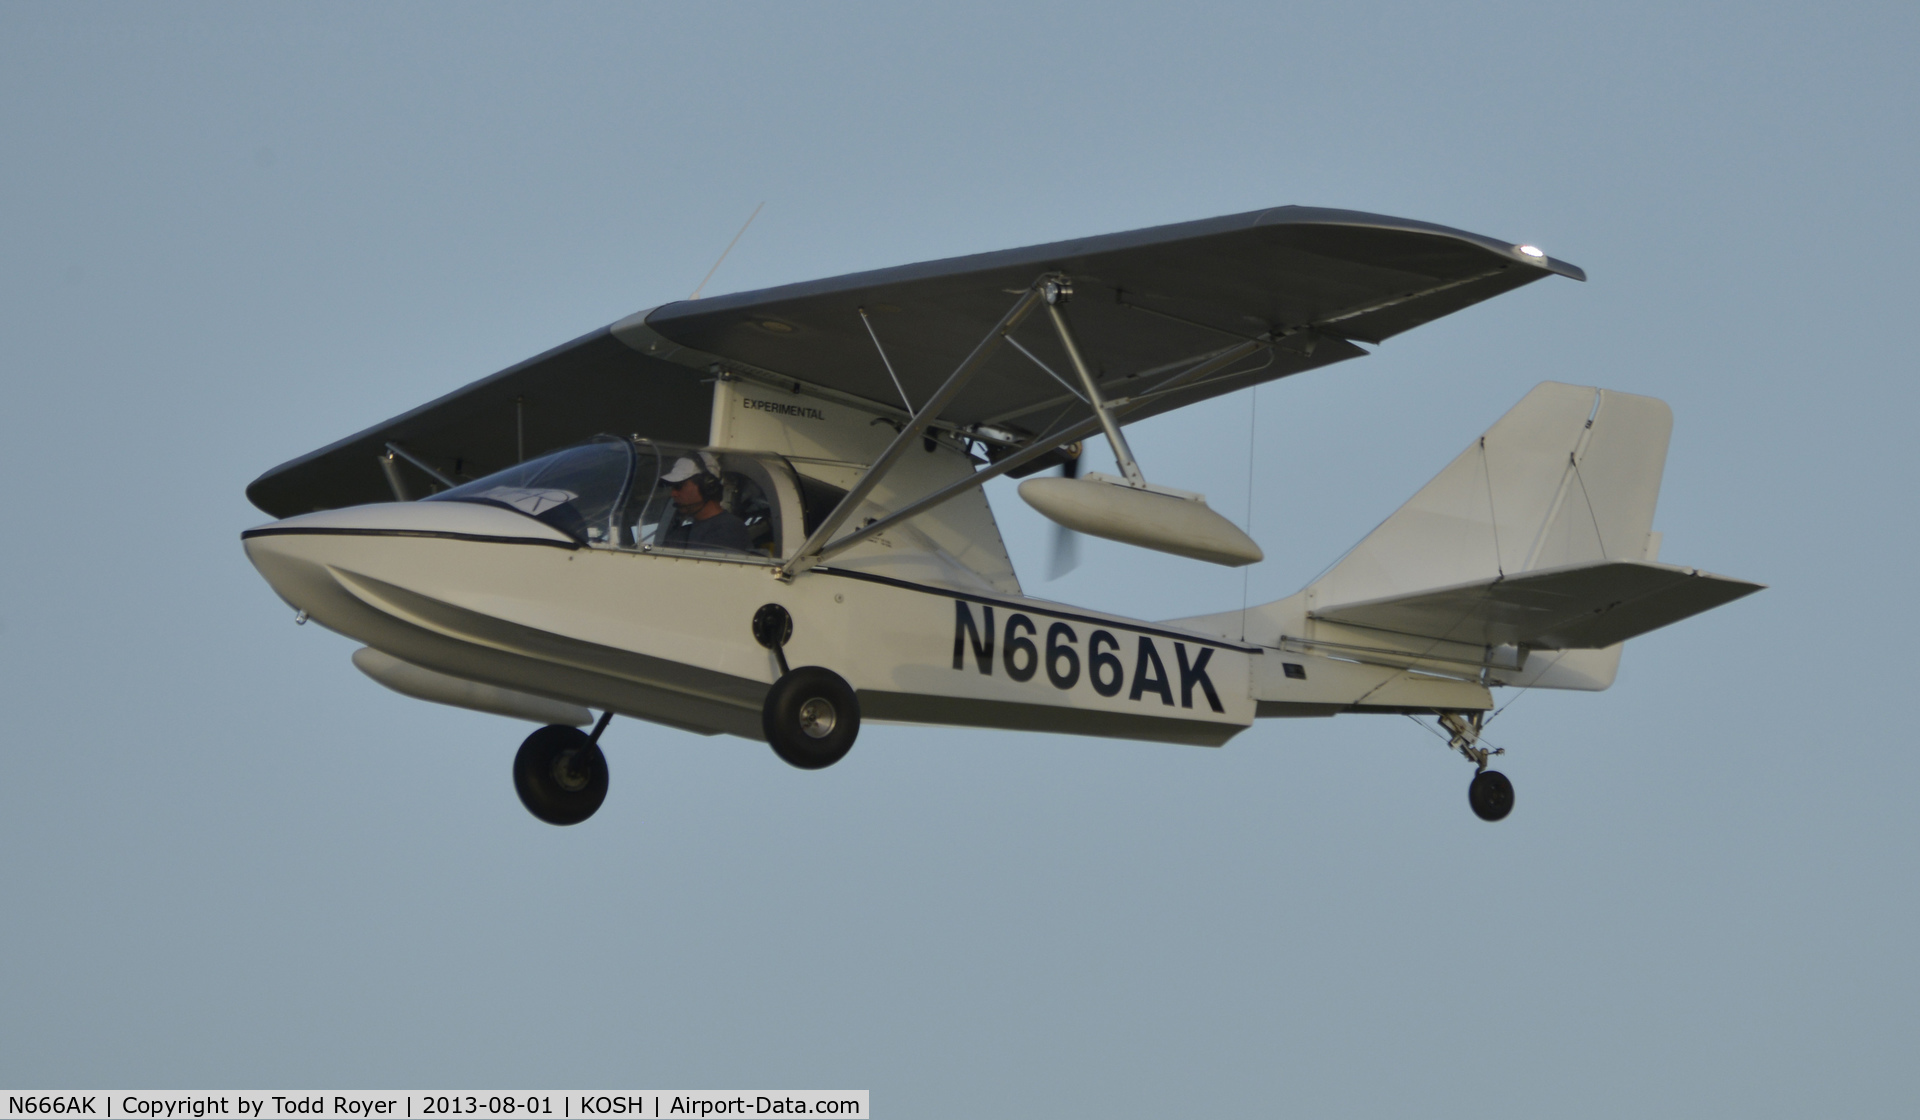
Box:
247;205;1582;517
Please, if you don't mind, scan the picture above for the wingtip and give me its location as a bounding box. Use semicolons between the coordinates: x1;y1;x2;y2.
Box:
1518;246;1585;281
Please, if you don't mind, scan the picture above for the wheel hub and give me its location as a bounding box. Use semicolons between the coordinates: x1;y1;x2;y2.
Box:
797;697;837;739
552;748;592;792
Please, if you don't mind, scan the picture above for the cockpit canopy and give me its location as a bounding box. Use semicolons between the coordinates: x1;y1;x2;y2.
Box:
425;437;797;558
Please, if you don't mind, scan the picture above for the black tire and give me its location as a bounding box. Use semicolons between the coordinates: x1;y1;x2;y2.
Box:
763;666;859;770
513;724;609;825
1469;769;1515;822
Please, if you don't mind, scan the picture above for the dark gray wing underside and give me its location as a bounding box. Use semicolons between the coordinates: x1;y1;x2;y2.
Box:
245;330;709;517
247;205;1580;517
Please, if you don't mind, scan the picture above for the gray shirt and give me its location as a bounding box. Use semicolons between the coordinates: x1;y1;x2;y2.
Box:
661;510;753;553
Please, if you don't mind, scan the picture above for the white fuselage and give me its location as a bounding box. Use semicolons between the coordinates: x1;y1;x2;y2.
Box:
243;499;1266;745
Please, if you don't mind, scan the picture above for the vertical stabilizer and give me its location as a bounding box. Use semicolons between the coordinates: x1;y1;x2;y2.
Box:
1310;381;1671;607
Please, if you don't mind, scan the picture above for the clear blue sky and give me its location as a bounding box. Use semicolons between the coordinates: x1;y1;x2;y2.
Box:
2;3;1914;1115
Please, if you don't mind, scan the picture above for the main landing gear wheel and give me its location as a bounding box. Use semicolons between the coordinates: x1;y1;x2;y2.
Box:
513;724;609;825
763;666;859;770
1468;769;1515;822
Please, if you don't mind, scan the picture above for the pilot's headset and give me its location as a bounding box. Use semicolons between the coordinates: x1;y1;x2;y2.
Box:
693;451;725;504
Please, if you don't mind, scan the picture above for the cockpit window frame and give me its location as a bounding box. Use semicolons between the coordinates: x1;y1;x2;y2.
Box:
423;435;636;546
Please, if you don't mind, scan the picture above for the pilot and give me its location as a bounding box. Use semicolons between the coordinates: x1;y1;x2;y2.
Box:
658;455;752;552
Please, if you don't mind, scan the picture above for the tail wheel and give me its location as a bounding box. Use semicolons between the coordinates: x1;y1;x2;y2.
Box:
1468;769;1515;822
763;666;859;770
513;724;609;825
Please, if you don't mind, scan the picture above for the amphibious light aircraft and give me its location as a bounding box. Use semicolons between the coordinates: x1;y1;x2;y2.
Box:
242;206;1761;825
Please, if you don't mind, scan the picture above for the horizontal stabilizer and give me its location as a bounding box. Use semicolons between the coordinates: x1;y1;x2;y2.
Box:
1311;559;1763;650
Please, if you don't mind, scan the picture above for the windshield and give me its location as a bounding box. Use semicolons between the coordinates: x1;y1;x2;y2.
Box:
425;438;634;544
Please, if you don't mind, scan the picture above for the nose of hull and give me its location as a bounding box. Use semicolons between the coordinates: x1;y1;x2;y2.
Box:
241;500;578;616
243;528;334;614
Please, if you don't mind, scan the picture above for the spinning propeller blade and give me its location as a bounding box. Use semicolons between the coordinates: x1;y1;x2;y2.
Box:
1045;447;1082;580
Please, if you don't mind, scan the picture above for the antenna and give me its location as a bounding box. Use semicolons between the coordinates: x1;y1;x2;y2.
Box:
688;201;765;300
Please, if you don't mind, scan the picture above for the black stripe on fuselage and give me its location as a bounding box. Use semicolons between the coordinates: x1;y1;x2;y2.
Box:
239;526;582;550
813;566;1262;654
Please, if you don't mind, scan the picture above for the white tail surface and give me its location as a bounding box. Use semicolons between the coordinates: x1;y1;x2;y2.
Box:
1311;381;1671;605
1173;382;1761;694
1307;382;1676;690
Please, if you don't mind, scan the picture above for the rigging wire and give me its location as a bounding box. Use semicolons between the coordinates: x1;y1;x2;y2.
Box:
1005;337;1088;402
1481;648;1572;730
858;306;915;413
1480;436;1505;577
688;201;764;301
1570;456;1608;558
1240;385;1259;641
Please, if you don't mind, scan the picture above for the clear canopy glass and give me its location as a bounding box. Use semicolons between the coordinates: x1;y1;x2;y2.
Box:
426;438;785;559
425;438;634;544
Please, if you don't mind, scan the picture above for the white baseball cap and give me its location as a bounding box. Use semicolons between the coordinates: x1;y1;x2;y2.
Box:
661;456;704;484
661;453;721;485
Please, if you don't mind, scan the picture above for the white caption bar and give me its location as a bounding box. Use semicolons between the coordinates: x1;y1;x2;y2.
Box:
1;1094;867;1120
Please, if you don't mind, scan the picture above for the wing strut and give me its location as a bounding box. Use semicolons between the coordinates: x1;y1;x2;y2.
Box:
379;450;411;502
778;278;1052;579
1043;278;1147;488
810;335;1271;563
383;441;455;489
